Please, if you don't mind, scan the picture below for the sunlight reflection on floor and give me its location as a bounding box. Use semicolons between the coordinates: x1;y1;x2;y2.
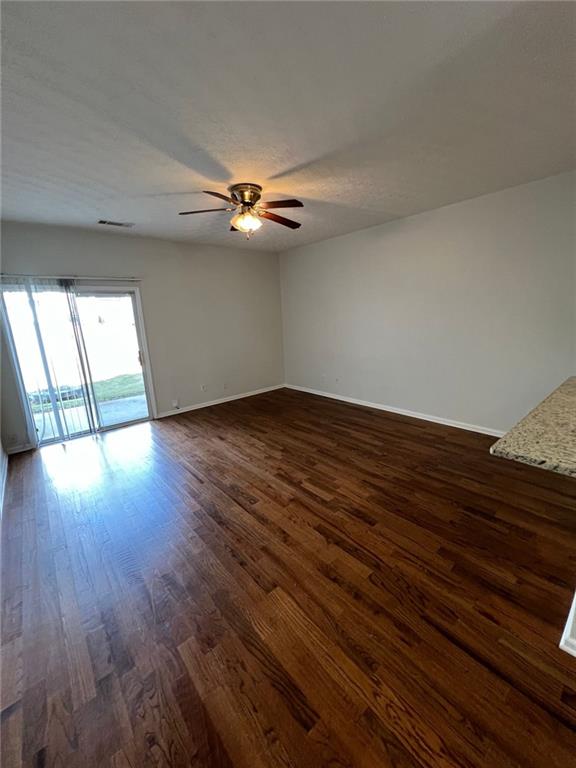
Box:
40;422;154;492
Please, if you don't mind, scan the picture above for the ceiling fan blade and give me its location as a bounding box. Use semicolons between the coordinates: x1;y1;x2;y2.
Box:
178;208;229;215
204;190;237;204
259;199;303;209
259;211;301;229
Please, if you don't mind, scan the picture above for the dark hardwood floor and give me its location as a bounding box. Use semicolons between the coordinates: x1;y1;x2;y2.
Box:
1;388;575;767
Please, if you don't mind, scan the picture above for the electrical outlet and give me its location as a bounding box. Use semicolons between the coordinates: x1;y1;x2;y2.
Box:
223;383;229;391
201;384;208;392
171;399;179;409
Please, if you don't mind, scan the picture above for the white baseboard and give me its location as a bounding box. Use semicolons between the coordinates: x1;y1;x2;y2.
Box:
285;384;505;438
560;592;576;659
156;384;285;419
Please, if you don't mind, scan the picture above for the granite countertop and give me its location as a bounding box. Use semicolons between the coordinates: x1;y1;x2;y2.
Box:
490;377;576;478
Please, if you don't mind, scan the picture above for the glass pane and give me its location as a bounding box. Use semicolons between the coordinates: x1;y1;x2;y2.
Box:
32;289;93;437
75;292;149;428
3;287;92;444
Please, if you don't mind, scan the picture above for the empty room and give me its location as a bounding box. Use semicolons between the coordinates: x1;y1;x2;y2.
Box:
1;2;575;767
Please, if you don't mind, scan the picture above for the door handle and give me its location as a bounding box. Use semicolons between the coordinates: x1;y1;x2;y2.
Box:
138;349;144;366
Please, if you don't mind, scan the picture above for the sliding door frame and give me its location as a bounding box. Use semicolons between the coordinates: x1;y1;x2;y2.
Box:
73;283;158;428
25;282;71;441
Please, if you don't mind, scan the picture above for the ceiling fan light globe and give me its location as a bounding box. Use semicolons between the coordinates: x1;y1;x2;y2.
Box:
230;210;262;233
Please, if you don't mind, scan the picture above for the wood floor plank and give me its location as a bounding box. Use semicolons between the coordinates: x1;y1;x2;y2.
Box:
1;388;575;767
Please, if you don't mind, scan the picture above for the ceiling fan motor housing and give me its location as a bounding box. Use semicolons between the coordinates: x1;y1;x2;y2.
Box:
229;183;262;207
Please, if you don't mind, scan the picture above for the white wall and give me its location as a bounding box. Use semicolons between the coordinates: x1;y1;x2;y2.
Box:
1;331;29;453
281;173;575;434
1;222;284;451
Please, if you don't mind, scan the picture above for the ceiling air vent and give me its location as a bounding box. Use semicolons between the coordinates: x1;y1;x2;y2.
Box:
98;219;134;228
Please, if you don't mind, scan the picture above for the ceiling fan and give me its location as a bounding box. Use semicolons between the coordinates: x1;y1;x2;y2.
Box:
178;183;303;237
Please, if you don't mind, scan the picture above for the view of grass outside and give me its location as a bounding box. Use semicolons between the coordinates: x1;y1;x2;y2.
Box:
30;373;145;412
94;373;145;402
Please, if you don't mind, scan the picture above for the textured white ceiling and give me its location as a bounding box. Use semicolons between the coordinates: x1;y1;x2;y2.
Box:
2;2;575;252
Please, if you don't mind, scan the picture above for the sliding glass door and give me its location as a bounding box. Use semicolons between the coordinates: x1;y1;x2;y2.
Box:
3;281;95;443
1;278;152;446
75;290;150;428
